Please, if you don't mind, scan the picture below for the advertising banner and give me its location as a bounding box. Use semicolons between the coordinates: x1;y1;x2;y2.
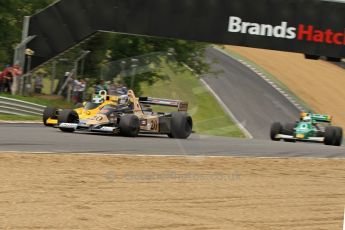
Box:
28;0;345;68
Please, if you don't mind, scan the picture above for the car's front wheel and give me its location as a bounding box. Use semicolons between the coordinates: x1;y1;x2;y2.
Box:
42;106;57;126
282;123;296;142
58;109;79;133
270;122;282;141
119;114;140;137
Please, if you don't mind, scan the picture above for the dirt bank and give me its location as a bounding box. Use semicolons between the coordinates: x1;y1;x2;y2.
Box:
1;153;344;229
226;46;345;129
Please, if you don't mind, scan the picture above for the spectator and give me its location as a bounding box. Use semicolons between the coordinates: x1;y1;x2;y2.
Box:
0;65;10;93
55;72;70;96
34;74;43;94
72;77;82;103
4;72;13;93
107;82;117;95
115;83;128;95
77;79;86;103
82;78;89;101
0;71;4;93
102;80;108;92
0;66;13;93
10;64;23;95
105;81;111;90
0;64;23;94
94;80;105;94
11;64;22;76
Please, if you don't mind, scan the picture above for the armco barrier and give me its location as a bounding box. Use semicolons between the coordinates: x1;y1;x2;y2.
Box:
0;96;45;116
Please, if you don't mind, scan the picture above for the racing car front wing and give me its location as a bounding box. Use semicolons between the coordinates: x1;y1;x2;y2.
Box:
276;134;324;142
59;123;120;134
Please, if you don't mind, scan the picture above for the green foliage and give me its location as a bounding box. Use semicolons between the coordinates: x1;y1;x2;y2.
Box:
0;0;54;66
1;1;211;96
80;33;210;78
122;72;168;96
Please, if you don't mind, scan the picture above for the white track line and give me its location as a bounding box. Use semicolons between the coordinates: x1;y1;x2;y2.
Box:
181;62;253;139
0;120;42;124
200;79;253;139
214;47;305;112
1;151;345;160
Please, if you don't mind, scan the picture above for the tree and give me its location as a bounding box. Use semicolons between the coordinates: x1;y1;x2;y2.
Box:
0;1;211;96
86;33;209;75
78;33;210;94
0;0;54;67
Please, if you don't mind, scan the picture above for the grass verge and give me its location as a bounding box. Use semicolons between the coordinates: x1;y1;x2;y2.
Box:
140;63;244;138
0;93;73;108
0;114;41;121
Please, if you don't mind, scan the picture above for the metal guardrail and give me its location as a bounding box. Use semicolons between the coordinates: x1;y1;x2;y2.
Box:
0;96;45;116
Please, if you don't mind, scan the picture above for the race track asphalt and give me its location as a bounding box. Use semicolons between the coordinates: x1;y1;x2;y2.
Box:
0;124;344;158
1;48;341;158
203;47;301;139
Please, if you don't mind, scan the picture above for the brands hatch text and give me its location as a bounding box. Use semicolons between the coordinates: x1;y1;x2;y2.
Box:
228;16;345;45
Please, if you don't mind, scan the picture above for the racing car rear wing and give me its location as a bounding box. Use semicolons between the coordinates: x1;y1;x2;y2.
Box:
139;97;189;111
311;114;332;123
301;112;332;123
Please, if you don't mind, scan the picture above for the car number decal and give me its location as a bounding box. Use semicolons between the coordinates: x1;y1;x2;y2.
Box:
96;116;103;121
150;120;158;130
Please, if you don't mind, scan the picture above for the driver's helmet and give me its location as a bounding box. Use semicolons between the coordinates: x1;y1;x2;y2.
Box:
118;95;129;105
92;95;104;104
302;113;311;122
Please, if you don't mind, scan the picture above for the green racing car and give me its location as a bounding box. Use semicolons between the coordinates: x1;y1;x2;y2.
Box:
270;112;343;146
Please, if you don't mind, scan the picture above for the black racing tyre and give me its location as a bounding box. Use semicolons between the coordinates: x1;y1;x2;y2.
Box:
58;109;79;133
324;126;336;146
119;114;140;137
270;122;282;141
283;123;296;135
334;126;343;146
42;106;57;126
282;123;296;142
169;112;193;139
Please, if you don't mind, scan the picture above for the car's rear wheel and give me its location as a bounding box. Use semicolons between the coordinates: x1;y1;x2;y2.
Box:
334;127;343;146
119;114;140;137
42;106;57;126
58;109;79;133
324;126;338;146
168;112;193;139
270;122;282;141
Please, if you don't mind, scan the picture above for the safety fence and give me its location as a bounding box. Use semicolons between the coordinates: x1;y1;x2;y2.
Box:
0;96;44;116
